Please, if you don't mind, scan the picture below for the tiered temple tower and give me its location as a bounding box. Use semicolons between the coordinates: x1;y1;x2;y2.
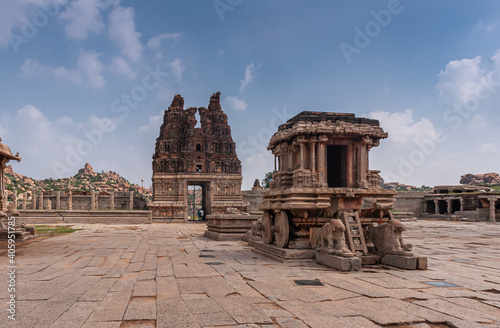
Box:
149;92;245;221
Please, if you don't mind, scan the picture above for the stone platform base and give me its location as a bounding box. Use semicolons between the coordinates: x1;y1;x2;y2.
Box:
381;254;428;270
18;210;152;224
315;252;361;271
204;230;247;241
0;227;37;240
204;214;260;241
250;240;315;263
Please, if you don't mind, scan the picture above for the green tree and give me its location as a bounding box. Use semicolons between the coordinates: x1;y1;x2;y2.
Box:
262;171;275;189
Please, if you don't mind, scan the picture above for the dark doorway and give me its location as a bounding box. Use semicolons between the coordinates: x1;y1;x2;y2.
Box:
438;200;447;214
451;199;461;213
327;145;347;187
426;200;435;214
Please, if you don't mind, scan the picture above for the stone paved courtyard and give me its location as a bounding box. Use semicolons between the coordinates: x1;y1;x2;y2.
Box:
1;221;500;328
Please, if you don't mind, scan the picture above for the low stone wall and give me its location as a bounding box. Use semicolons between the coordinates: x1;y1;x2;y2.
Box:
242;189;263;212
393;191;425;217
12;191;148;211
17;210;152;224
204;213;261;240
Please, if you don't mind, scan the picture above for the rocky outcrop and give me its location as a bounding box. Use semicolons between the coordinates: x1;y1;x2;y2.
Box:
460;173;500;186
77;163;95;176
4;164;152;200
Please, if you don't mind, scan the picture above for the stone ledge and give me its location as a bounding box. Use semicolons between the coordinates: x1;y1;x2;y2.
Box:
381;254;428;270
250;240;315;263
315;252;361;271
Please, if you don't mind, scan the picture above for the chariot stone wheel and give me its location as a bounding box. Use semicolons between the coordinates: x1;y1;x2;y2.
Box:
261;211;274;244
274;211;290;248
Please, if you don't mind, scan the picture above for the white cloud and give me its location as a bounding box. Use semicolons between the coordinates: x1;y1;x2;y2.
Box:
169;58;184;82
147;33;183;50
59;0;106;40
139;112;163;132
108;56;135;78
241;151;274;190
225;96;248;111
477;142;496;153
0;0;44;47
436;55;495;106
0;105;124;179
368;110;437;144
240;63;260;92
108;6;142;61
468;114;489;130
21;50;105;88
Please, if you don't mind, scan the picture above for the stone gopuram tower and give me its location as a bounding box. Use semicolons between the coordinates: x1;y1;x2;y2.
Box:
149;92;246;222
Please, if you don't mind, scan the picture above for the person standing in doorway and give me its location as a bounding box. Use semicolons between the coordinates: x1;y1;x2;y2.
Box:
200;209;205;221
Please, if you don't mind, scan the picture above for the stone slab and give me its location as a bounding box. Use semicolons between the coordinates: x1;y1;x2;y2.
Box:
250;240;315;263
315;252;361;271
203;230;247;241
381;254;418;270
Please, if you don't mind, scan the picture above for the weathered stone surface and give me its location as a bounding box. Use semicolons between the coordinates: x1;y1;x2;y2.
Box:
315;252;361;271
3;221;499;327
381;254;417;270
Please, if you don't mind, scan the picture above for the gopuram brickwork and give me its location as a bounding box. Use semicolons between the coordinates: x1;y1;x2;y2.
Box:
149;92;246;222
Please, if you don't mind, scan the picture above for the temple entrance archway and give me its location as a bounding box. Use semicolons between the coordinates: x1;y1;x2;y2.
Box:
187;182;210;220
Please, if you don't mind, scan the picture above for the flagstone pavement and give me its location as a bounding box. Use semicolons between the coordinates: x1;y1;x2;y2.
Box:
1;221;500;328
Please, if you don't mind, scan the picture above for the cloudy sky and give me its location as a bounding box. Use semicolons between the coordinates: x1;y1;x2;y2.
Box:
1;0;500;189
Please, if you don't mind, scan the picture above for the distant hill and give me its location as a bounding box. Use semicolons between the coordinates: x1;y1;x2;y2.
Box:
3;163;152;200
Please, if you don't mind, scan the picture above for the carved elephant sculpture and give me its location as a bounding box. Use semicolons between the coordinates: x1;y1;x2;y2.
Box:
367;219;412;256
317;219;354;257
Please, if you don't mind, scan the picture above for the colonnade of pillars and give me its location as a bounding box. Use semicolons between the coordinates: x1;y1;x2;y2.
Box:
273;135;328;186
13;189;134;211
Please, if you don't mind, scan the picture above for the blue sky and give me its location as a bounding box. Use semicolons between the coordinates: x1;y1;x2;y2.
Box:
1;0;500;189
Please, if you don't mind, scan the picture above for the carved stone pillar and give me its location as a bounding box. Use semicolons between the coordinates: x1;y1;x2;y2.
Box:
460;198;464;211
299;142;305;170
95;192;99;210
22;192;27;210
32;189;37;210
39;192;44;210
110;192;115;210
318;135;327;186
274;155;277;172
129;191;134;210
91;190;96;211
68;191;73;211
423;200;428;213
434;200;439;214
446;199;452;214
12;190;17;210
310;142;316;173
56;191;61;210
489;197;496;222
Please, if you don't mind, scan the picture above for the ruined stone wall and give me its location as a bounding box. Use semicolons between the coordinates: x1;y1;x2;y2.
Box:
393;192;425;217
23;191;147;211
242;190;263;212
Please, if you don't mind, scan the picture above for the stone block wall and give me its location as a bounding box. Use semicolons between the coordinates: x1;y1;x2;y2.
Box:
17;191;148;211
242;190;263;212
393;191;426;217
